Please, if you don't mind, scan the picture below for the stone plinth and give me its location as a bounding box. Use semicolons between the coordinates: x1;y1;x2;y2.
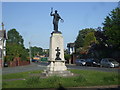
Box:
47;32;67;72
42;32;74;77
42;70;74;77
49;32;64;61
47;61;67;71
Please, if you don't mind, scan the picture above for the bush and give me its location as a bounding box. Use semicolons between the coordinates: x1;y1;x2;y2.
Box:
4;56;14;62
64;54;71;60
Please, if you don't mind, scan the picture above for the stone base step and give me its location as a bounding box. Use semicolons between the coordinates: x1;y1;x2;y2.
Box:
41;70;74;77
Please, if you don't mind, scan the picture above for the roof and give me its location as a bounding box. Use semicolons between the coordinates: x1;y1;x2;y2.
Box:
0;30;6;39
67;43;75;48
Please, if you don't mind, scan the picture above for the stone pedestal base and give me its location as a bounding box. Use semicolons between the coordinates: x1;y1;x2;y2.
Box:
41;61;74;77
46;61;67;71
42;70;74;77
41;32;74;77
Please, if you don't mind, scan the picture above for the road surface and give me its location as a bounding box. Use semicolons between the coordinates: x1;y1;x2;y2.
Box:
2;62;120;74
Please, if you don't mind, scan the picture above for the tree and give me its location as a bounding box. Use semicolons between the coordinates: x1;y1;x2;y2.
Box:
75;28;95;48
31;46;43;57
75;28;95;55
103;8;120;48
7;29;24;46
95;30;107;46
6;43;28;61
83;32;98;48
64;53;71;63
6;29;28;61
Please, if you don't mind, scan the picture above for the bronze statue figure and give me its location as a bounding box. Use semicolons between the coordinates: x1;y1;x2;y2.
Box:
50;8;63;33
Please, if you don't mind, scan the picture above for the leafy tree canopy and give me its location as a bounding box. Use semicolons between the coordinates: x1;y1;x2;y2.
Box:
6;29;28;61
75;28;95;48
31;46;43;57
6;43;28;61
103;8;120;48
74;28;98;56
7;29;24;46
83;32;98;47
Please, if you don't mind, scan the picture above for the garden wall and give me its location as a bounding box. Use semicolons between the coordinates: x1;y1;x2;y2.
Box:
8;57;30;67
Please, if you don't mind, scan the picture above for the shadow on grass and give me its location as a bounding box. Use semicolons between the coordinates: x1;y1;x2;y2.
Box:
57;84;67;90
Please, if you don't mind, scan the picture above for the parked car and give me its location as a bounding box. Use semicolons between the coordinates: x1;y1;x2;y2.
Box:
40;57;48;62
75;59;86;66
100;58;119;68
4;62;8;67
32;59;38;62
85;58;100;67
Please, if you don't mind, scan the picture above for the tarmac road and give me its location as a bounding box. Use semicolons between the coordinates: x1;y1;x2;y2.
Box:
2;62;120;74
2;62;46;74
66;64;120;73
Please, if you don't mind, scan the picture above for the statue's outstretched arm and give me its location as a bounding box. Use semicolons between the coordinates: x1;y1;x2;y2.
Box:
58;14;63;20
50;12;54;16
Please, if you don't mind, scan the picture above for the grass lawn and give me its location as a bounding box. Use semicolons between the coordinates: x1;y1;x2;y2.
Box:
2;69;120;88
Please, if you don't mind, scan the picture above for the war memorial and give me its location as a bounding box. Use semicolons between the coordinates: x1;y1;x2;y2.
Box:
42;8;74;77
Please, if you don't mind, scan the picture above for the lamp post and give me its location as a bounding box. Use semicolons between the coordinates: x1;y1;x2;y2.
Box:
0;22;6;67
118;1;120;8
2;40;4;67
29;42;32;64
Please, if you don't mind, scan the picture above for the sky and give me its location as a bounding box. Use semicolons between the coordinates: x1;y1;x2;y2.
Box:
1;1;118;49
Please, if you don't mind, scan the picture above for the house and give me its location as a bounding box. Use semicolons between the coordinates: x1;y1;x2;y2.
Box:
67;43;75;55
0;22;7;67
67;43;76;64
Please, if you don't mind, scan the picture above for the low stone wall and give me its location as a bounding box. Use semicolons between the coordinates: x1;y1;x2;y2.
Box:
18;60;30;66
8;61;16;67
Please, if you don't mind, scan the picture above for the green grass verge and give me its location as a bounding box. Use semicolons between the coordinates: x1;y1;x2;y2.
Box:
2;69;120;88
3;70;42;80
